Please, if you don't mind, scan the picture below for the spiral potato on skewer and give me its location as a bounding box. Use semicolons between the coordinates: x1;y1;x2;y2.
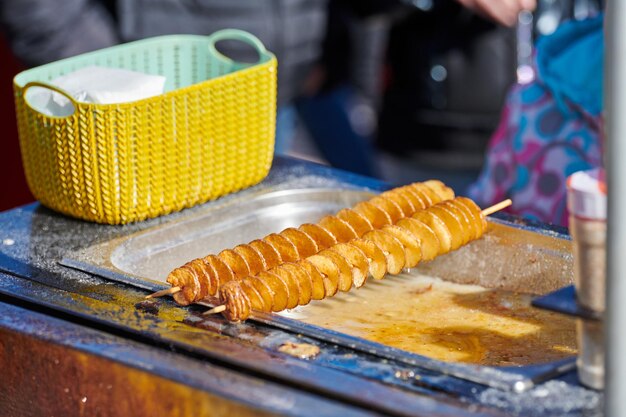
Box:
166;180;454;306
217;197;487;321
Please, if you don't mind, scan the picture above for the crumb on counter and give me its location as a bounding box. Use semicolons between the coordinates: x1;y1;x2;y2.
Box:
278;342;320;359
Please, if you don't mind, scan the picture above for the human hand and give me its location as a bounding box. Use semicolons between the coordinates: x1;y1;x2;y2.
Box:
456;0;537;27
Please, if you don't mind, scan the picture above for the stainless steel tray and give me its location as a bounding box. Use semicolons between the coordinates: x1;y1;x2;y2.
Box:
61;187;576;392
63;188;367;290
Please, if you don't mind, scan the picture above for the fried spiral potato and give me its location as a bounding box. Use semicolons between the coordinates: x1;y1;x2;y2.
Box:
167;180;454;305
217;197;488;321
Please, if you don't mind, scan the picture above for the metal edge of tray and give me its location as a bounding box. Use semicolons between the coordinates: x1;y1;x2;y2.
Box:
59;187;576;392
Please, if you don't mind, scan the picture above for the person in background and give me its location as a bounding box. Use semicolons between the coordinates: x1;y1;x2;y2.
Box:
467;11;603;226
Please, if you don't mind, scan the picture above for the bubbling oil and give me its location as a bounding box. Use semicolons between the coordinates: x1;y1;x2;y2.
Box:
282;274;576;366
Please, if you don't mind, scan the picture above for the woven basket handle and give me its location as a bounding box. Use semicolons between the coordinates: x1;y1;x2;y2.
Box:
22;81;78;118
206;29;272;71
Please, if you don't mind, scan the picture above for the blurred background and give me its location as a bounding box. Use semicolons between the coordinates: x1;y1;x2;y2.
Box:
0;0;603;212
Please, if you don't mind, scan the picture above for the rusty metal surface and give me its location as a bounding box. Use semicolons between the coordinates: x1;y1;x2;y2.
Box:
0;302;378;417
0;156;603;416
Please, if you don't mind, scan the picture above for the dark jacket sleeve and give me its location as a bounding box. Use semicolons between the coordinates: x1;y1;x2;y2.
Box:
0;0;120;66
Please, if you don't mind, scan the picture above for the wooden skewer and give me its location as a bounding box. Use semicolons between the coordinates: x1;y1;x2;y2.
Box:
203;305;227;315
145;286;181;299
481;199;512;217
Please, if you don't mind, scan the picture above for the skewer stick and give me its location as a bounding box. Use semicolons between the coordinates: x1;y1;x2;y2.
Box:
481;199;512;217
145;286;181;299
203;305;227;315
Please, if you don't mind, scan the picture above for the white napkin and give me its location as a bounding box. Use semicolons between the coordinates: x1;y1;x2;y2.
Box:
28;66;166;116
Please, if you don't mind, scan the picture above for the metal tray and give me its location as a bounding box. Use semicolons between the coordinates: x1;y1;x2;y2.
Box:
62;187;576;392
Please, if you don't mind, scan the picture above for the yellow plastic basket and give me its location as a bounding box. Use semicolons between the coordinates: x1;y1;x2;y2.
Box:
13;30;277;224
